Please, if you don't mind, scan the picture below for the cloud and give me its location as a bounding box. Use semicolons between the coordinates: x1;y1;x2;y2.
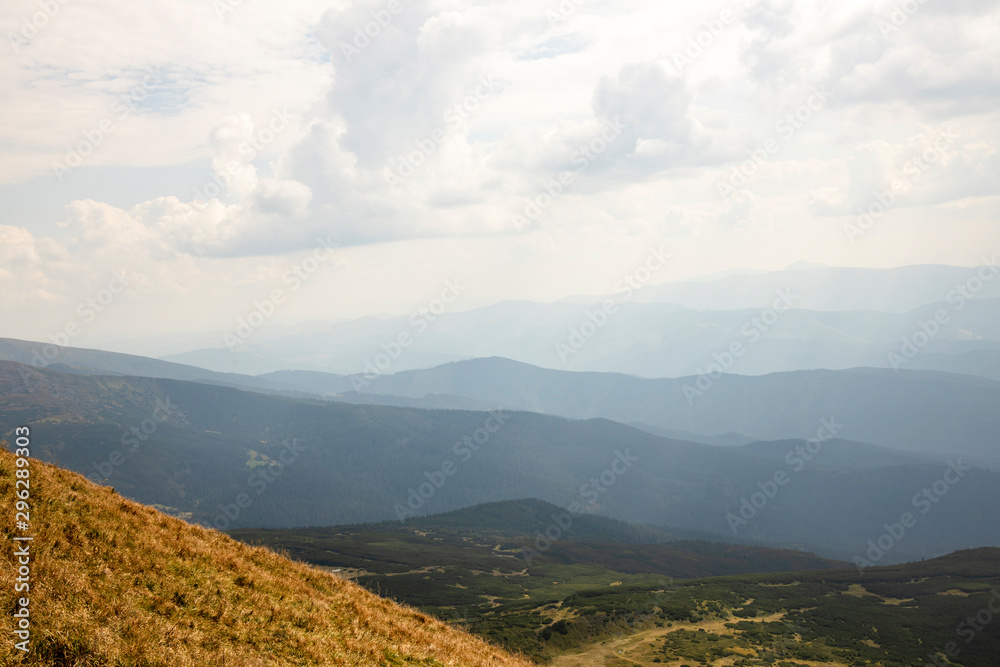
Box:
1;0;998;342
809;121;1000;217
591;61;741;174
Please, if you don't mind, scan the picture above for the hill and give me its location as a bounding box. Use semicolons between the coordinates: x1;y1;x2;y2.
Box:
0;444;533;667
629;264;1000;311
231;498;844;579
3;361;1000;561
155;270;1000;380
284;356;1000;462
393;498;697;542
5;337;1000;463
231;499;846;662
236;504;1000;666
0;336;311;398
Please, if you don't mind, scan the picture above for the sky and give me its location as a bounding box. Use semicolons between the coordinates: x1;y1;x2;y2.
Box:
1;0;998;352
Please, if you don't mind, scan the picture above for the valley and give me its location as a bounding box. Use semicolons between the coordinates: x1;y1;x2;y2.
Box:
230;507;1000;666
5;1;997;662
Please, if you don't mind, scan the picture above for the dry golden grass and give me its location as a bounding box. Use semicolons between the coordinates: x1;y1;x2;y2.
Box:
0;444;536;667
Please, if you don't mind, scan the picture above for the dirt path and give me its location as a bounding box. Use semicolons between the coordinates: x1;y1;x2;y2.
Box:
549;611;846;667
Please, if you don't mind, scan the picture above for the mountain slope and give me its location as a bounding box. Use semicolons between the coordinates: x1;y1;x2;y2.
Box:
0;336;256;384
6;337;1000;462
302;357;1000;461
4;362;1000;561
0;445;533;667
233;498;847;581
158;277;1000;379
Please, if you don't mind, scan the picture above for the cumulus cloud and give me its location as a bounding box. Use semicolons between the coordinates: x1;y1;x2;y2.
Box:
1;0;999;343
809;121;1000;217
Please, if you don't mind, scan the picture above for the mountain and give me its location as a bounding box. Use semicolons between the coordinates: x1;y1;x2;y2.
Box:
230;499;847;662
4;335;1000;460
268;356;1000;463
233;498;847;580
3;361;999;561
628;263;1000;311
159;298;1000;380
0;446;532;667
349;498;725;544
155;265;1000;380
0;336;307;396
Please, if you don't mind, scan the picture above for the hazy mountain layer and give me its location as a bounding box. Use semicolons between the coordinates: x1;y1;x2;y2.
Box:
3;361;998;562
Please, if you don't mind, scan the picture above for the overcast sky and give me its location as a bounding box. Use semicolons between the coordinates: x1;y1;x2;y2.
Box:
1;0;998;350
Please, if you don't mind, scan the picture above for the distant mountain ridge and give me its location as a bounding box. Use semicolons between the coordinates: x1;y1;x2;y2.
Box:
3;361;999;562
154;263;1000;378
3;338;999;463
266;357;1000;462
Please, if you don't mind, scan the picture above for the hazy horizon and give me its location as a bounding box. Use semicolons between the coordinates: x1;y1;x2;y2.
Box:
3;0;999;349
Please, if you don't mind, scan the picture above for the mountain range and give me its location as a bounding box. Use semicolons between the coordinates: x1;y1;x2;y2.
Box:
3;358;998;562
149;263;1000;380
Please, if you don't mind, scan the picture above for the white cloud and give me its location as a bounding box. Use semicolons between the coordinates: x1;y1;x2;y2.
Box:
1;0;998;344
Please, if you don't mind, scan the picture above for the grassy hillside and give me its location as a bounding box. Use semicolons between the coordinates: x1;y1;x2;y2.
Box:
0;444;533;667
